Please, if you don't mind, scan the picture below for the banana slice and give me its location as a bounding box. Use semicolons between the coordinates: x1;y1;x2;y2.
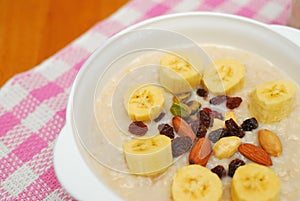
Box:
123;134;172;176
248;80;296;124
203;59;245;95
231;163;280;201
159;53;202;94
124;84;165;121
172;165;222;201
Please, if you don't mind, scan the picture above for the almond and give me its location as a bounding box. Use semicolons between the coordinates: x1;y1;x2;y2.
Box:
238;143;272;166
258;129;282;157
172;116;196;141
189;137;212;166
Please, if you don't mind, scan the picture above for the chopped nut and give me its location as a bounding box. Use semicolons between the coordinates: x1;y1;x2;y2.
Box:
213;136;242;159
258;129;282;157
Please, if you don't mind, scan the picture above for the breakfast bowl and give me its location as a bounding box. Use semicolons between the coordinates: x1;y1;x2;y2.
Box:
54;12;300;201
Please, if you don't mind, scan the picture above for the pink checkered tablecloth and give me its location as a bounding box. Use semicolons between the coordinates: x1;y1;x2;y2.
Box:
0;0;292;200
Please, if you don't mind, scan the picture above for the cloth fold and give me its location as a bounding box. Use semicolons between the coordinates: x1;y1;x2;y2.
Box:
0;0;291;200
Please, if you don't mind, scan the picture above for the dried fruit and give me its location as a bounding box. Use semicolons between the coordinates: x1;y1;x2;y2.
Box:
226;96;242;109
196;88;208;97
202;107;212;114
241;117;258;131
198;109;212;128
186;100;201;115
228;158;245;177
210;95;242;109
225;118;245;138
211;165;226;179
171;136;193;157
172;116;196;141
202;107;224;120
209;95;227;105
128;121;148;136
191;121;207;138
208;128;229;143
238;143;272;166
258;129;282;157
158;123;174;139
170;102;191;118
213;136;242;159
189;137;212;166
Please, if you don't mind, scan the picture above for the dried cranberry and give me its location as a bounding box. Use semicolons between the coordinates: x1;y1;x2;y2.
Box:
241;117;259;131
208;128;229;143
171;136;193;157
226;96;242;109
196;88;208;97
202;107;212;114
209;95;227;105
158;123;174;139
128;121;148;136
228;158;245;177
211;165;226;179
225;118;245;138
154;112;166;122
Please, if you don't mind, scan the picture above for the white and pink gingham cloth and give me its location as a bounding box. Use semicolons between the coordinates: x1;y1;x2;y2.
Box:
0;0;292;200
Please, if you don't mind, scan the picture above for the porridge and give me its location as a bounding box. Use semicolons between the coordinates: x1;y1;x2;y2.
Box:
93;45;300;201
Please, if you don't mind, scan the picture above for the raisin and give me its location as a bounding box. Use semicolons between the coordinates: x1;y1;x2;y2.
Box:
226;96;242;109
158;123;174;139
225;118;245;138
211;165;226;179
154;112;166;122
209;95;227;105
191;121;207;138
196;88;208;97
128;121;148;136
208;128;229;143
241;117;259;131
171;136;193;157
228;158;245;177
198;109;212;128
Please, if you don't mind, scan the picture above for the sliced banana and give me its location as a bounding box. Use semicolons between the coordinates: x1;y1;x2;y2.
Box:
172;164;222;201
124;84;165;121
248;80;296;124
231;163;280;201
123;134;172;176
203;59;245;95
159;53;202;94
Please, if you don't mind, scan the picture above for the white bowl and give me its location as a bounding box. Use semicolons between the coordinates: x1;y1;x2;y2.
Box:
62;12;300;200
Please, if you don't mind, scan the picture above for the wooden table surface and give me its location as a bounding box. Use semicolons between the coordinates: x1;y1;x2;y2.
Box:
0;0;128;87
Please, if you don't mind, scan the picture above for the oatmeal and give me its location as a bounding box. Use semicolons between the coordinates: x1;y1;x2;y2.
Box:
93;45;300;201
